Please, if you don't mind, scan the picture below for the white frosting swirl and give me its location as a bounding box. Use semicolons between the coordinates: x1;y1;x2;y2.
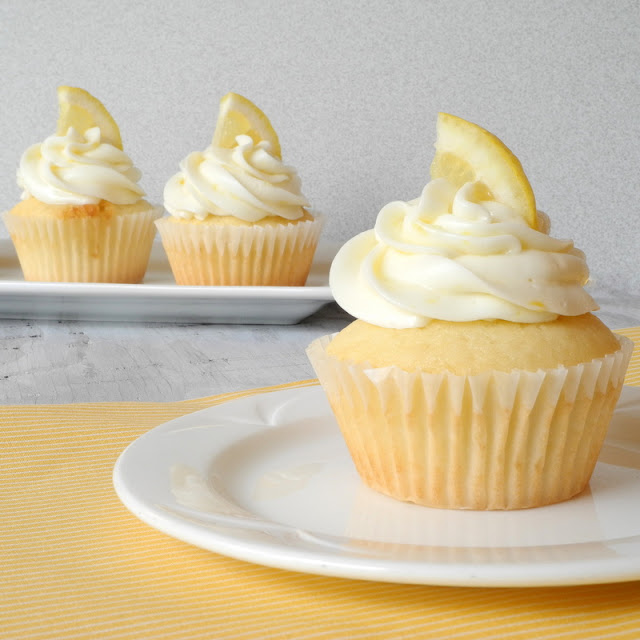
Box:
164;135;309;223
17;127;145;205
330;179;597;328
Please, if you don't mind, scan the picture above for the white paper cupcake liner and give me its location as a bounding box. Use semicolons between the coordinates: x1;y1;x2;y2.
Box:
2;205;163;283
155;214;324;286
307;333;633;510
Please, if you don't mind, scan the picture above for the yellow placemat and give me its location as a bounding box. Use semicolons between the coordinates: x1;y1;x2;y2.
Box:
2;328;640;640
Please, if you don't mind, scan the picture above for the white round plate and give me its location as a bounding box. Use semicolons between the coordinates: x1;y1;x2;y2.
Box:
113;385;640;587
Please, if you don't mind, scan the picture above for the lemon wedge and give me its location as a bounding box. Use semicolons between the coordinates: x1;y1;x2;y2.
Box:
212;92;281;158
430;113;537;228
56;86;123;149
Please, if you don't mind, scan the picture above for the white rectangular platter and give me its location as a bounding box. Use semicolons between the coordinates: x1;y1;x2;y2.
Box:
0;239;337;325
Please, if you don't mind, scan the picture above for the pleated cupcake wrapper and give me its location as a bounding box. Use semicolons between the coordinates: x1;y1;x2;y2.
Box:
155;214;324;286
306;333;634;510
2;206;163;283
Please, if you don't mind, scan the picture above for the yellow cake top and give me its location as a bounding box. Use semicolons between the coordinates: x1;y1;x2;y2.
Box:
327;314;620;374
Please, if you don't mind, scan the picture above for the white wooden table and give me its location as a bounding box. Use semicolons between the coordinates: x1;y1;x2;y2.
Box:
0;303;350;404
0;287;638;406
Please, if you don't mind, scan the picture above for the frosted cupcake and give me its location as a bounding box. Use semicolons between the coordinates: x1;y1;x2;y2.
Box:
3;86;162;283
307;113;632;510
156;92;323;286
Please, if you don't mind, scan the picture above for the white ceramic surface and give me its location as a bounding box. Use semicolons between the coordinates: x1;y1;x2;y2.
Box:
0;239;336;324
113;384;640;587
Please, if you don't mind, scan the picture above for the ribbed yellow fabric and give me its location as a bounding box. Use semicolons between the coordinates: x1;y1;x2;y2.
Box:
2;330;640;640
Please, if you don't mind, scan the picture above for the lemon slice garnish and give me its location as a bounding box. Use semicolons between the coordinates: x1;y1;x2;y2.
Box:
212;92;281;158
56;86;123;149
430;113;537;228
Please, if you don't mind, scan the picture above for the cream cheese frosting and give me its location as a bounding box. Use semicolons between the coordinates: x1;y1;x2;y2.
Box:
330;179;597;328
17;127;145;205
164;134;309;223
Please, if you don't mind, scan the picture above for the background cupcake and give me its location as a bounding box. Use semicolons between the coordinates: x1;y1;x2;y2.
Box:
156;92;323;286
307;113;632;511
3;86;162;283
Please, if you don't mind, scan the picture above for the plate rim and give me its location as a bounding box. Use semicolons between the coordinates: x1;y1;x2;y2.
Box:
113;384;640;587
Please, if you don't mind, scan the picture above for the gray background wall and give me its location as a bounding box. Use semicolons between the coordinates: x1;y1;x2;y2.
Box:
2;0;638;291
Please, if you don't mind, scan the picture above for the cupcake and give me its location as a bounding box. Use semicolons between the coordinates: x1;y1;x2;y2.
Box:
307;113;632;510
3;86;162;283
156;92;323;286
